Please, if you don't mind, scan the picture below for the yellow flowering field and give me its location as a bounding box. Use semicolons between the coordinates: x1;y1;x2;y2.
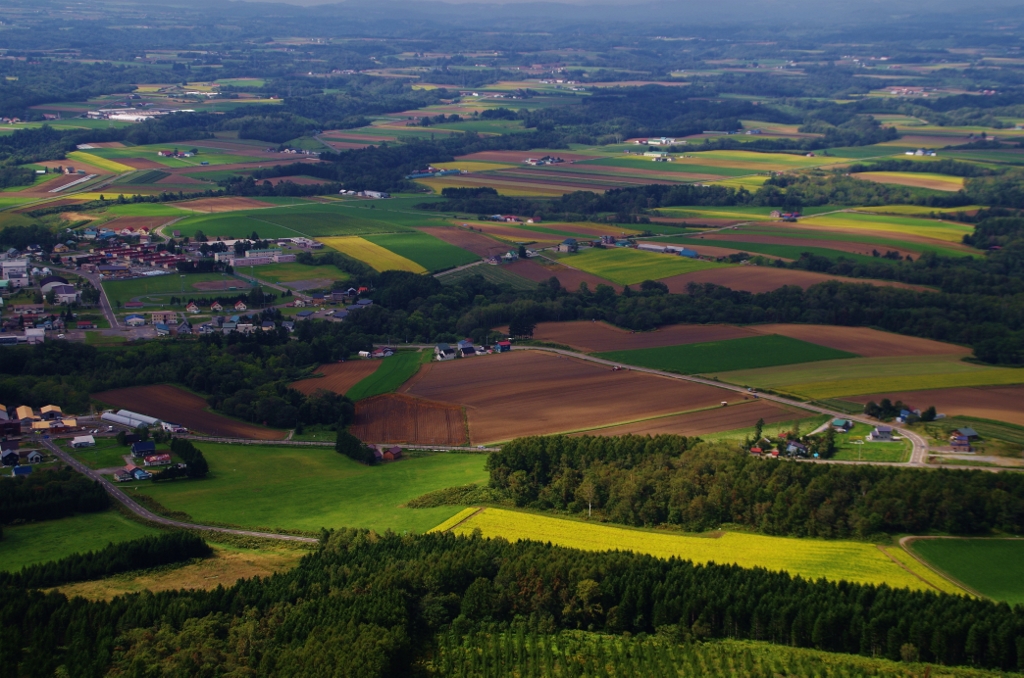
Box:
448;508;966;594
318;236;426;273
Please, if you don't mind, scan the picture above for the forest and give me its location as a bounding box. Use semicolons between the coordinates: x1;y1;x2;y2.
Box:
0;467;109;524
2;527;1023;676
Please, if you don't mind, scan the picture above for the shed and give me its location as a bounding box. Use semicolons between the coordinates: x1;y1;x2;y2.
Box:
131;441;157;457
71;435;96;448
495;341;511;353
955;427;979;439
831;419;852;431
12;465;32;477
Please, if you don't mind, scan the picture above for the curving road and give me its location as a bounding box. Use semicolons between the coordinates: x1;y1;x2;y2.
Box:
42;438;317;543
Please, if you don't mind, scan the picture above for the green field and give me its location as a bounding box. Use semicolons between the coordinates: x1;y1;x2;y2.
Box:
63;437;130;470
347;350;430;400
439;264;538;290
128;443;488;534
102;272;252;308
728;224;977;259
582;157;759;177
248;261;349;285
910;539;1024;605
0;511;160;572
365;232;478;272
565;247;725;285
829;423;911;462
596;335;855;375
450;508;946;592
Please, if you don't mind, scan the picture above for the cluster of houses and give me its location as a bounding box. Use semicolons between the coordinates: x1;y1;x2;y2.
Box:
213;248;297;267
769;210;802;220
480;215;543;224
338;190;390;199
636;242;700;258
904;149;938;157
358;347;395;359
1;403;78;435
1;440;44;474
434;339;510;361
196;313;283;336
367;445;404;462
522;156;565;166
487;249;531;265
406;167;465;179
156;149;196;158
72;243;185;272
0;303;69;339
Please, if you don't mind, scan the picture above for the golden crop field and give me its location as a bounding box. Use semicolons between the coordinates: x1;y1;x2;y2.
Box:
447;508;960;593
854;171;965;191
432;161;516;172
797;213;973;243
715;355;1024;399
856;204;983;216
66;151;134;174
427;508;478;533
709;176;771;189
318;236;427;273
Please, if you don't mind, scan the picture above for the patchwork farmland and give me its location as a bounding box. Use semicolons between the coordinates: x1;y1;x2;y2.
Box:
350;393;467;446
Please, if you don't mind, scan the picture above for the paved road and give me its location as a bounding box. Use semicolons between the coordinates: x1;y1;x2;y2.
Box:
42;438;318;543
52;265;119;329
507;345;931;465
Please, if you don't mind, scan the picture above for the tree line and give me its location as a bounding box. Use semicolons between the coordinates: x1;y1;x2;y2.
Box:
3;527;1024;676
486;436;1024;538
0;467;109;524
0;532;211;589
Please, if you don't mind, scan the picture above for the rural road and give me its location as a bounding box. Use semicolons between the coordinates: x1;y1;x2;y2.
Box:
52;265;120;329
41;438;318;543
507;345;932;465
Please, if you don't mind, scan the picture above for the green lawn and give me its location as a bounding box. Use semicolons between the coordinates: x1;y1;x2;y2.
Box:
248;261;350;285
102;272;253;308
0;511;159;572
63;437;132;470
127;443;488;534
565;247;726;285
365;231;478;272
347;350;429;401
910;539;1024;605
595;335;856;375
829;423;911;462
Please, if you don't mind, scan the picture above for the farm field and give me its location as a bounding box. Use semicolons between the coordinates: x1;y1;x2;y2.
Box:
55;543;306;601
347;351;430;401
720;222;977;259
128;443;488;534
845;385;1024;427
248;261;349;286
66;151;135;174
364;231;478;271
909;539;1024;605
796;212;974;244
595;335;856;374
745;324;970;358
563;248;726;285
576;400;802;437
714;355;1024;399
661;265;931;294
853;171;965;191
508;259;621;291
351;393;467;445
510;321;756;353
418;226;509;258
101;272;249;308
400;350;749;444
319;236;426;273
64;436;132;470
439;263;538;290
289;360;380;396
446;508;951;592
93;384;288;439
678;235;908;265
0;511;159;572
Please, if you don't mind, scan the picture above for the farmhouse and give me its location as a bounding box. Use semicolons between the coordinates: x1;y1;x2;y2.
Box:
114;470;133;482
131;441;157;458
954;427;979;440
21;450;42;464
71;435;95;448
434;343;456;361
0;449;18;466
234;301;247;311
832;419;853;432
143;453;172;467
558;238;578;253
868;425;894;441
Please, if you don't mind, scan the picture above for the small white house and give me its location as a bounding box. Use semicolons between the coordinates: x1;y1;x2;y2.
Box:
868;425;894;441
71;435;96;448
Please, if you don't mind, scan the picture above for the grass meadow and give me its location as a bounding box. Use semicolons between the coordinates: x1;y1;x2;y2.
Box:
365;232;479;271
910;539;1024;605
439;264;538;290
596;335;855;374
829;423;911;463
347;350;430;400
249;261;350;284
447;508;951;592
127;443;488;534
566;248;726;285
0;511;159;572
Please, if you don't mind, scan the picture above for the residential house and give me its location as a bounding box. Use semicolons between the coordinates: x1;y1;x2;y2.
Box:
459;345;478;358
371;347;395;358
71;435;96;448
40;405;63;420
131;441;157;458
786;441;809;457
494;340;512;353
177;320;192;335
234;300;247;311
261;320;275;331
355;299;373;308
868;425;894;441
22;450;42;464
124;314;146;327
295;310;315;319
185;301;200;314
831;419;853;432
51;285;80;304
558;238;578;253
154;323;170;336
130;467;152;480
951;435;973;452
0;449;18;466
114;470;133;482
143;453;172;467
210;301;224;312
282;321;295;333
434;343;456;361
955;427;979;440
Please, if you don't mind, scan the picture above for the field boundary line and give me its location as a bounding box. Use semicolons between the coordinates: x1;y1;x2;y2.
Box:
898;536;996;599
875;545;950;595
441;507;486;533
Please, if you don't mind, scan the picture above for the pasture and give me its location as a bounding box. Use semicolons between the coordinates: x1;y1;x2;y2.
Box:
319;236;427;273
0;511;159;572
715;354;1024;399
347;350;430;401
248;261;349;285
595;335;856;374
128;443;488;534
564;248;725;285
364;231;478;271
909;539;1024;605
446;508;952;592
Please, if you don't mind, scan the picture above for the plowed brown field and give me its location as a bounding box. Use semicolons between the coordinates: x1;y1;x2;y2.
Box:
578;400;799;437
747;324;969;357
845;385;1024;426
118;158;167;170
400;351;742;443
176;197;270;212
290;361;380;396
508;260;620;291
707;233;919;259
662;266;929;294
93;384;287;439
350;393;467;445
418;227;506;258
496;321;755;352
